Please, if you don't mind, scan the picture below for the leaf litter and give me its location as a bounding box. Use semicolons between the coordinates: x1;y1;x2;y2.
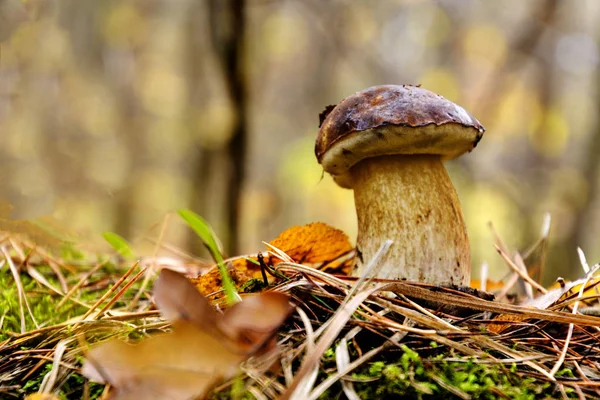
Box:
0;216;600;399
82;270;292;400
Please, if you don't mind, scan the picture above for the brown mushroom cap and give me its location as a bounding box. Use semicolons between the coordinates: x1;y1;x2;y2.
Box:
316;85;485;188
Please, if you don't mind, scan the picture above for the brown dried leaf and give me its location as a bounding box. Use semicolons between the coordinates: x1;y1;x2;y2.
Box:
219;291;295;354
154;269;218;331
82;270;293;400
192;222;354;297
82;321;243;400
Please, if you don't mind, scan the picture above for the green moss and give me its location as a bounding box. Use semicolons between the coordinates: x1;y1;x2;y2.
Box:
0;263;122;339
21;364;104;400
0;258;146;399
1;273;71;338
317;343;571;399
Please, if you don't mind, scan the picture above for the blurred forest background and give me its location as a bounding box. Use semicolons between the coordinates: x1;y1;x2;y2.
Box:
1;0;599;284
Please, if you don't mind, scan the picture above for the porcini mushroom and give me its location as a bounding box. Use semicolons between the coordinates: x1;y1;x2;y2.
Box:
315;85;484;286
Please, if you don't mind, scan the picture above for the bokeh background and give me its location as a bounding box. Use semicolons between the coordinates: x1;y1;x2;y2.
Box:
1;0;599;284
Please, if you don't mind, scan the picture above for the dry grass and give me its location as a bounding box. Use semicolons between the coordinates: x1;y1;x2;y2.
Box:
1;221;600;399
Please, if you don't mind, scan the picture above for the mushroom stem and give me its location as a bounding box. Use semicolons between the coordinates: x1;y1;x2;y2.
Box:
351;154;470;286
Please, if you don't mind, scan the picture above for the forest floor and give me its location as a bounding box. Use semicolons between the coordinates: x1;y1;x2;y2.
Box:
1;216;599;400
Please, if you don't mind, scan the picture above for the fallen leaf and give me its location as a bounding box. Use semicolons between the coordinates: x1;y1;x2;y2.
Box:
469;279;506;292
83;269;293;400
24;395;60;400
487;313;529;334
488;276;600;333
554;276;600;306
192;222;354;297
153;268;218;330
83;320;242;400
191;256;264;298
218;289;295;354
512;276;600;311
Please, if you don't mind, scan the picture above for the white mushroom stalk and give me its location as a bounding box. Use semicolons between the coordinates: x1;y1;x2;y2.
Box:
315;85;485;286
352;154;469;285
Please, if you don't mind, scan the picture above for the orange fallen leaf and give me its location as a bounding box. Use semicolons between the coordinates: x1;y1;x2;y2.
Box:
192;256;264;297
487;313;529;334
488;276;600;333
553;276;600;306
192;222;354;297
82;269;293;400
469;279;506;292
24;395;60;400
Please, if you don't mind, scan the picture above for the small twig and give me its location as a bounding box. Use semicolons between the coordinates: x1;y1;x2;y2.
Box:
78;261;140;323
514;253;534;299
26;265;64;297
480;262;488;292
495;272;520;302
488;222;511;256
557;383;569;400
8;310;161;341
282;285;381;400
346;240;392;299
396;294;459;331
57;262;106;308
495;245;547;294
551;265;600;377
521;212;551;260
38;339;71;394
573;361;591;382
477;334;554;381
97;267;147;318
380;281;600;327
572;384;586;400
309;343;388;400
2;246;38;332
276;262;352;290
264;243;295;263
11;238;71;292
130;214;172;310
291;307;318;398
577;247;590;275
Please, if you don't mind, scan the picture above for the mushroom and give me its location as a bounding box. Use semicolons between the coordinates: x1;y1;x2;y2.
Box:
315;85;484;286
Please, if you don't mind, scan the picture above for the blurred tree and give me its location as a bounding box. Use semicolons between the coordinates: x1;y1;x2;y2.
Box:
204;0;247;255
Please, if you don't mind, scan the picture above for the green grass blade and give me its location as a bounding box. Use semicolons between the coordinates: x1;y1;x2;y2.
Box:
102;232;136;259
178;209;237;304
